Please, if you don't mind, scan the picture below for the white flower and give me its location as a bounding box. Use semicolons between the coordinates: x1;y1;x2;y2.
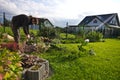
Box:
85;39;89;43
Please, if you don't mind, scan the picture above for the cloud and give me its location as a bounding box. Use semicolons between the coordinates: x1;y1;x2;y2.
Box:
0;0;120;27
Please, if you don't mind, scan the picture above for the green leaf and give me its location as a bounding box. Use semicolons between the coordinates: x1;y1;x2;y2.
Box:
4;72;10;79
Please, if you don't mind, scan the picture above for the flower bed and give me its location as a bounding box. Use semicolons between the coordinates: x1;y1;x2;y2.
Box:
37;59;49;78
0;48;23;80
21;54;49;80
26;64;45;80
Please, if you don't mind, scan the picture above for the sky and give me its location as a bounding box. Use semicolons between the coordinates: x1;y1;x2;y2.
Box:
0;0;120;27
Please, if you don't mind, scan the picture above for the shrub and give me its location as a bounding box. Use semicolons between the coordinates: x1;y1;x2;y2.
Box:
60;33;75;39
67;51;80;60
0;27;13;36
51;39;61;44
86;31;103;42
48;44;88;61
0;48;23;80
19;37;50;53
36;42;50;53
117;36;120;39
37;27;58;39
0;42;19;51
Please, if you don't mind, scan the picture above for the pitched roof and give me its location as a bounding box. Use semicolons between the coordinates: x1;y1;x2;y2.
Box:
31;16;54;26
79;13;120;26
107;25;120;29
39;18;54;26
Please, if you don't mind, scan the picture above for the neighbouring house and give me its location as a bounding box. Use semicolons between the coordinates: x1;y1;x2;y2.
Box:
78;13;120;37
29;18;54;30
67;25;79;33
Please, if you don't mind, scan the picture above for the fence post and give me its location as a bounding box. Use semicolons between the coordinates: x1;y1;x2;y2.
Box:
3;12;5;32
66;22;68;39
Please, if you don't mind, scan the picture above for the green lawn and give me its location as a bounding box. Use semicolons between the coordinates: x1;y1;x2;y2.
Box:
40;39;120;80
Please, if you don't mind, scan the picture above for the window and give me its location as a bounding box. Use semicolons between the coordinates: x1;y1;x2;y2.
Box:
44;21;52;27
111;20;116;24
93;20;97;23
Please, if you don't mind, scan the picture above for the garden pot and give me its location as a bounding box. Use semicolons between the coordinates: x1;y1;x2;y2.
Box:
38;59;49;78
26;64;45;80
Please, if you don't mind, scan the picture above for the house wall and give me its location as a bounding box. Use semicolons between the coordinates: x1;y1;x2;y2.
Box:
87;18;103;27
29;25;39;30
68;27;80;33
83;17;108;32
29;20;53;30
109;16;118;25
44;20;53;27
84;26;96;32
75;27;80;32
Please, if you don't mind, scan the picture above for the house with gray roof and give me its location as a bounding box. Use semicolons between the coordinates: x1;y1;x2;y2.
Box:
78;13;120;37
29;18;54;30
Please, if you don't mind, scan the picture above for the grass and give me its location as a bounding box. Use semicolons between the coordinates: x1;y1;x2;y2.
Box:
39;39;120;80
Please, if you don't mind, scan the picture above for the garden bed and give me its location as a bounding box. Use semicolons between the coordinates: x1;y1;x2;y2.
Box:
21;54;49;80
26;64;45;80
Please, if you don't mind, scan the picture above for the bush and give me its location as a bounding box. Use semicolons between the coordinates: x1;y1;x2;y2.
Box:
19;37;50;53
0;27;13;36
86;31;103;42
51;39;61;44
0;48;23;80
47;44;88;61
37;27;58;39
117;36;120;39
60;33;75;39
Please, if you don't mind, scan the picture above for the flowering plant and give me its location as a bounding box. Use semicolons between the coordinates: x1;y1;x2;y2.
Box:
0;48;23;80
0;42;19;51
